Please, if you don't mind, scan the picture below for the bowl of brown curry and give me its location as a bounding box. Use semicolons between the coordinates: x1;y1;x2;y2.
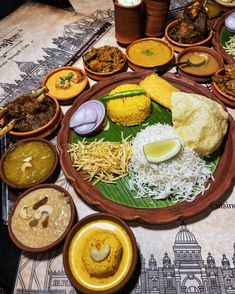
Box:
82;45;127;81
0;86;61;140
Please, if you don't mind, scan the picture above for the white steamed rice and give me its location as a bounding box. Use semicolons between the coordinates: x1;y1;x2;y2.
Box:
129;123;213;202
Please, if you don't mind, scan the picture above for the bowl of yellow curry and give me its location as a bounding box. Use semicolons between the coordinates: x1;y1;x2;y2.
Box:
43;66;89;104
0;138;59;190
126;38;174;71
63;213;137;294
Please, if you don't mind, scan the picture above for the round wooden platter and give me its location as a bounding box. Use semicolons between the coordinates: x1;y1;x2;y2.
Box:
57;70;235;225
212;10;235;64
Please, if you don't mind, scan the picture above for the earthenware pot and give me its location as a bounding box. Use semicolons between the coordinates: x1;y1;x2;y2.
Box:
143;0;171;37
113;0;144;47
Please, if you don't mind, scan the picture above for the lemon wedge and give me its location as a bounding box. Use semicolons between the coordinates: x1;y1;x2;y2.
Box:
143;138;182;164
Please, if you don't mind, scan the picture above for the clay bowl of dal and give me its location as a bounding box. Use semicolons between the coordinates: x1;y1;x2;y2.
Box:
165;20;213;50
176;46;224;82
82;46;127;81
126;38;174;71
43;66;89;105
63;213;137;294
0;138;59;190
8;183;76;253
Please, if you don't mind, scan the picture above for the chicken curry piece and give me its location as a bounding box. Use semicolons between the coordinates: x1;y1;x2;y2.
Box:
83;46;126;73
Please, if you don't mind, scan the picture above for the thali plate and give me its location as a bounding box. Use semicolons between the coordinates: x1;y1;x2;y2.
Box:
212;10;235;64
57;70;235;225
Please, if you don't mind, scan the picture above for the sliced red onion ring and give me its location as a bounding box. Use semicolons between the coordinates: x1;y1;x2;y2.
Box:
70;105;98;128
70;100;106;136
74;122;96;134
225;12;235;33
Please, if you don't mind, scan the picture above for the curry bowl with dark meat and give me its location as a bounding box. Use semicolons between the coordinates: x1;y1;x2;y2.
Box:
0;87;58;135
83;45;126;73
168;0;212;44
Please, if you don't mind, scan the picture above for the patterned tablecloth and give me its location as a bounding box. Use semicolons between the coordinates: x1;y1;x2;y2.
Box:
0;1;235;293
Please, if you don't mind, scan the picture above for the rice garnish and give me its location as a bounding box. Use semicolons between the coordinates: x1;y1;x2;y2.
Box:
129;123;213;202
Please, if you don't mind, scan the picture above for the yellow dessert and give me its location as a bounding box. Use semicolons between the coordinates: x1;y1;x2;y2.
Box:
68;220;133;292
82;231;123;278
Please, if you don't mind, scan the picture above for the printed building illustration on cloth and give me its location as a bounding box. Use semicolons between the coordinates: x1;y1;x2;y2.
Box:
15;225;235;294
0;10;113;106
134;225;235;294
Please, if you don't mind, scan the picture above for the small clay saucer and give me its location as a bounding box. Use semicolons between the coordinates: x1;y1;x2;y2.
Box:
176;46;224;83
8;183;76;253
165;20;213;53
63;213;138;294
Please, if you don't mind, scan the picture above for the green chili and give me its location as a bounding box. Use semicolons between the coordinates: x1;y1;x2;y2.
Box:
100;89;146;101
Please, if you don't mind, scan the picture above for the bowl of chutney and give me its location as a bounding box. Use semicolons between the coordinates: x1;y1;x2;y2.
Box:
0;138;59;190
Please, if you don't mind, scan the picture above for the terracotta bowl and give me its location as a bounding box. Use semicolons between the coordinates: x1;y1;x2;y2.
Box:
176;46;224;82
83;47;127;81
8;96;61;140
126;37;174;71
43;66;89;105
212;9;235;64
212;68;235;102
8;183;76;253
63;213;138;294
165;20;213;49
0;138;59;190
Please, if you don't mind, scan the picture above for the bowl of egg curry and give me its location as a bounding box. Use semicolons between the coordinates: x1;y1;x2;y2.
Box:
0;138;58;190
63;213;137;294
126;38;174;71
43;66;88;104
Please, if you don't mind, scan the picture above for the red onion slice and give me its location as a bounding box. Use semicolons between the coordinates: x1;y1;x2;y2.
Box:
70;100;106;136
69;106;97;128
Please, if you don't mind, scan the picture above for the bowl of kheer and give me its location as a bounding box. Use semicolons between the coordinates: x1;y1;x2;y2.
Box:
8;184;76;253
63;213;137;294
